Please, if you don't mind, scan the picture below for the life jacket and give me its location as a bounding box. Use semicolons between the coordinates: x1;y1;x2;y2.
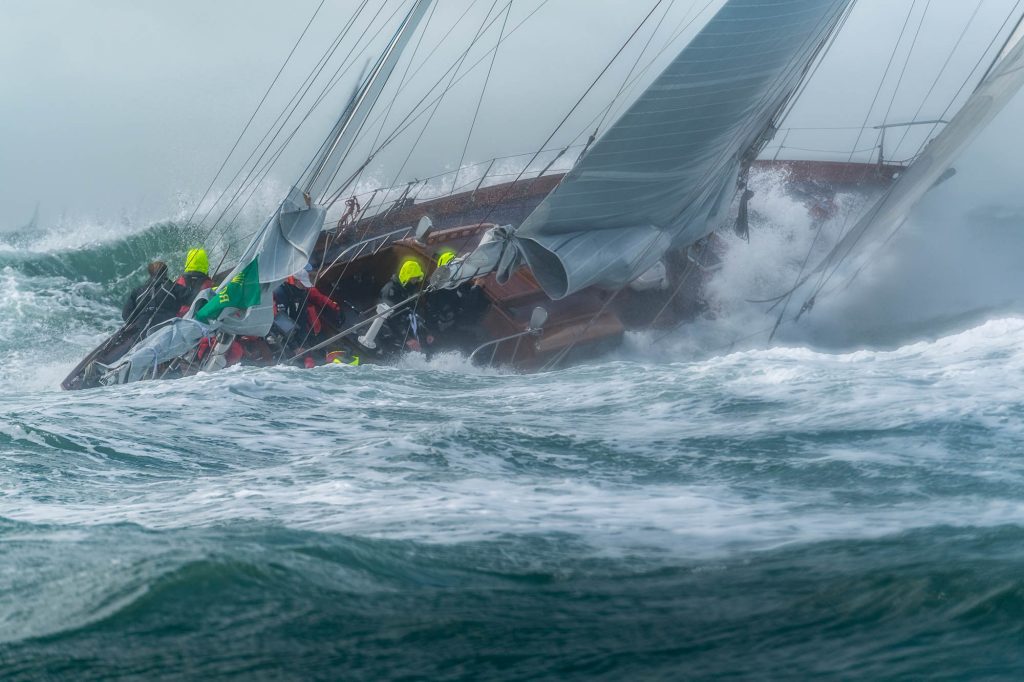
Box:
274;280;337;336
195;337;244;366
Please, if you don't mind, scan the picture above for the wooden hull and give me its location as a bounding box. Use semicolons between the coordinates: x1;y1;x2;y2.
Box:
62;160;897;388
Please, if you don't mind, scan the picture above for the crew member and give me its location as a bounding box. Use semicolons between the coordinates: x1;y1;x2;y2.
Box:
121;261;181;329
176;248;214;315
274;267;341;340
325;350;360;366
381;259;424;306
425;251;459;333
423;250;487;349
379;259;432;351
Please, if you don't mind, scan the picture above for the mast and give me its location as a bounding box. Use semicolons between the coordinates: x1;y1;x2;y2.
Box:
303;0;433;203
98;0;435;385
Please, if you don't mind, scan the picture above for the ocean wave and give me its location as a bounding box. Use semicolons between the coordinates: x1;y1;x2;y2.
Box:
0;220;203;285
1;315;1023;562
1;522;1022;679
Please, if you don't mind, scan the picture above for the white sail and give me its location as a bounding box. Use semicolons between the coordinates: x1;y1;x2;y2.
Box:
501;0;854;299
806;20;1024;284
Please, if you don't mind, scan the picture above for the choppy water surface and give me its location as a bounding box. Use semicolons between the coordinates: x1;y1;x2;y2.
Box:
2;206;1024;680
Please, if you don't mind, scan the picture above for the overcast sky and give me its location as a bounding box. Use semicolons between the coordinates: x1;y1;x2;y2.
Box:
1;0;1022;228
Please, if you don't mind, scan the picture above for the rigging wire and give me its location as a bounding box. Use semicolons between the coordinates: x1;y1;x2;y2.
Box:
207;0;393;235
891;0;985;156
378;0;507;201
586;0;677;146
767;0;921;340
847;1;921;162
321;0;548;210
182;0;327;235
451;1;513;193
808;0;1024;303
365;0;442;165
202;1;373;229
204;1;412;271
879;0;930;149
924;0;1024;145
772;1;859;135
294;0;414;190
197;0;377;268
450;0;669;235
304;0;450;201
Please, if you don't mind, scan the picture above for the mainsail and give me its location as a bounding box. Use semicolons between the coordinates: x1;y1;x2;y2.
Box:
799;18;1024;292
501;0;855;299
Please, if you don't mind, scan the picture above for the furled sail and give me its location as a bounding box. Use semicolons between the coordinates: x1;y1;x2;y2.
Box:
494;0;855;299
801;18;1024;288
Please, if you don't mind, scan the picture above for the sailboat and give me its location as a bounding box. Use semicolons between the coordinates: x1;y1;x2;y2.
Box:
61;0;1024;390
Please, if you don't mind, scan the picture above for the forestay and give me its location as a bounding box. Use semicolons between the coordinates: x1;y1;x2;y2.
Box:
510;0;854;299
